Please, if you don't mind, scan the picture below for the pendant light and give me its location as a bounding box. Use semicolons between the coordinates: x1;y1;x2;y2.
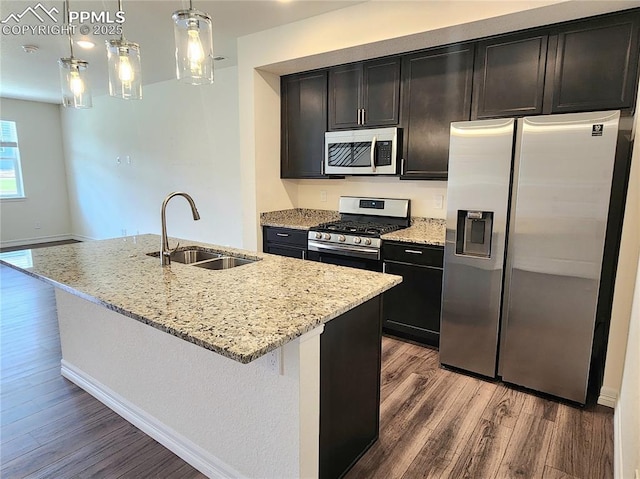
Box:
172;0;214;85
58;0;92;108
106;0;142;100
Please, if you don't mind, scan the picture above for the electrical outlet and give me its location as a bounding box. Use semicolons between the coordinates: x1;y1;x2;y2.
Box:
433;195;444;209
320;190;327;202
266;348;283;375
116;156;121;165
126;155;131;165
34;222;41;229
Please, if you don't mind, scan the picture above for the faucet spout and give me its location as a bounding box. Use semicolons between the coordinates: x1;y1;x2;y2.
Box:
160;192;201;266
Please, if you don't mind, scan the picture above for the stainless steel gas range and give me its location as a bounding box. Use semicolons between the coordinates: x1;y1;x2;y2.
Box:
307;196;410;271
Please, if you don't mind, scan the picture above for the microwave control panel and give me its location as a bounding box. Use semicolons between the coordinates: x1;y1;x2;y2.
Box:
376;141;393;166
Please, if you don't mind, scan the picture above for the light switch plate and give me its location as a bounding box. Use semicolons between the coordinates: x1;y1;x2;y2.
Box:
433;195;444;209
320;190;327;202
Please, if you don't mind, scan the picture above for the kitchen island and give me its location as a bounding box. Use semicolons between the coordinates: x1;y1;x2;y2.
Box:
0;235;401;479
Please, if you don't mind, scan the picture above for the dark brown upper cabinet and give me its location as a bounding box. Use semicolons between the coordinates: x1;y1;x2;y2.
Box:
400;44;474;180
281;70;328;179
472;34;548;119
328;57;401;130
545;11;640;113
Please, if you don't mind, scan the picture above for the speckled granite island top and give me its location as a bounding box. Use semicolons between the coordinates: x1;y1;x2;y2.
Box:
382;218;446;246
260;208;339;230
1;235;401;364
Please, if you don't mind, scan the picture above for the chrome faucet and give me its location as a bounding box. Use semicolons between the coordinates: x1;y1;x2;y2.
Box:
160;192;201;266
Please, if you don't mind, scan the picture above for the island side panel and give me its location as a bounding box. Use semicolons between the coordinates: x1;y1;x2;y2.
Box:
54;289;321;479
319;296;383;479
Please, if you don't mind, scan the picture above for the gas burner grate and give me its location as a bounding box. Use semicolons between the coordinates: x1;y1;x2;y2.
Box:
315;221;402;237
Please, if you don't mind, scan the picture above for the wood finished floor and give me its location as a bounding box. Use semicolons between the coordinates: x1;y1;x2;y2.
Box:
1;262;613;479
345;337;614;479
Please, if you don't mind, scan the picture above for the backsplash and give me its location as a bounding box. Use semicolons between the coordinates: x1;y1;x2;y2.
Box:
293;177;447;219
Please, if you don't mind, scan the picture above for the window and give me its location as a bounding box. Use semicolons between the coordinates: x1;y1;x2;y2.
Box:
0;120;25;199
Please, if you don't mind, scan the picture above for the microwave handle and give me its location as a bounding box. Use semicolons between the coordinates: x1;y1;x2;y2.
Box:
370;135;377;172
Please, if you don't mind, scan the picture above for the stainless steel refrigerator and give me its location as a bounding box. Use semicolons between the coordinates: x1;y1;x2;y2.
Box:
439;110;622;404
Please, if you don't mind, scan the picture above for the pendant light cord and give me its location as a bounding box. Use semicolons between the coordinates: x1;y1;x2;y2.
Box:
118;0;124;40
65;0;74;58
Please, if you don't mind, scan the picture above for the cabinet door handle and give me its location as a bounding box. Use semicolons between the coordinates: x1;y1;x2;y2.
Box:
401;158;405;176
382;262;387;273
357;108;362;125
302;250;306;260
361;108;366;125
404;249;423;254
277;233;289;237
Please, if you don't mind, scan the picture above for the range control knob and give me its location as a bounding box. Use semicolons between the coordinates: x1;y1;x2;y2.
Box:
353;237;362;244
363;238;372;246
323;233;331;240
338;235;346;242
314;232;322;239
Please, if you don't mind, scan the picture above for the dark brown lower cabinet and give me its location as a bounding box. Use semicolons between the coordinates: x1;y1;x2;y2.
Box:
262;226;308;259
320;296;382;479
382;242;444;346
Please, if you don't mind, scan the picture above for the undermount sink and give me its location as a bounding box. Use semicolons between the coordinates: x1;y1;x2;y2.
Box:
146;248;258;270
169;249;223;264
193;256;255;270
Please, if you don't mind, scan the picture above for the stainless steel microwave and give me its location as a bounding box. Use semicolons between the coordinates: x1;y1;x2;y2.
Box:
324;127;400;175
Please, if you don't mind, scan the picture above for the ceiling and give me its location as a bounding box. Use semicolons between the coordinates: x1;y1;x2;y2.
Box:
0;0;363;103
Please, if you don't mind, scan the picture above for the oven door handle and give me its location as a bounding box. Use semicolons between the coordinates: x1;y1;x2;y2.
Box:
308;240;380;260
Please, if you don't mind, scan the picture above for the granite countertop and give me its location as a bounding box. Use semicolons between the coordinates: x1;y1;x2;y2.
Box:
260;208;340;230
382;218;446;246
260;208;446;246
0;235;400;364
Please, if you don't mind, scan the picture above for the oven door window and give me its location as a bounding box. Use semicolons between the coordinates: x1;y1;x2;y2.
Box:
327;142;372;168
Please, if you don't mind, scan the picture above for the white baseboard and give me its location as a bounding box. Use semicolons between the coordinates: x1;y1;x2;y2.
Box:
61;360;245;479
70;233;96;242
0;234;74;249
598;386;618;408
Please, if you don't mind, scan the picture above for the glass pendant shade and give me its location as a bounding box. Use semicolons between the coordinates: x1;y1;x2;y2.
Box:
58;58;92;109
106;39;142;99
172;9;214;85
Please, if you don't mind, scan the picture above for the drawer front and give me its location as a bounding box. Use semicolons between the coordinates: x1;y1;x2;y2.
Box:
264;227;309;247
265;244;306;260
382;242;443;268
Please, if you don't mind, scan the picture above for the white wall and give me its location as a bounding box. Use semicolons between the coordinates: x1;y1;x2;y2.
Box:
608;79;640;479
601;78;640;408
0;98;71;247
616;256;640;479
60;66;242;248
237;0;639;250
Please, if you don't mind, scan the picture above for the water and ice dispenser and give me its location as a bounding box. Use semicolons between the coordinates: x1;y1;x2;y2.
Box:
456;211;494;258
